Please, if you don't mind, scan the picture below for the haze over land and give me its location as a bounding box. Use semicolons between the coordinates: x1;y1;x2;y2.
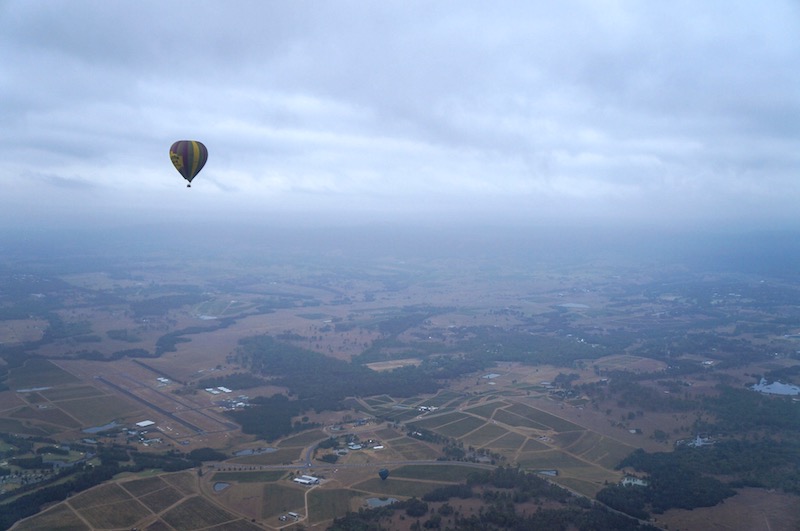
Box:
1;2;800;530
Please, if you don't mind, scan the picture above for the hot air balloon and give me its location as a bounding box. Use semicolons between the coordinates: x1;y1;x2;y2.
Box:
378;468;389;481
169;140;208;187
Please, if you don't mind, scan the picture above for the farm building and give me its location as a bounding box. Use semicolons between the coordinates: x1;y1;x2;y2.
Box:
293;475;320;485
135;420;155;428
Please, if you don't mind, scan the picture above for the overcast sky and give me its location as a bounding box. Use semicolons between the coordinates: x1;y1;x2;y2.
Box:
1;1;798;231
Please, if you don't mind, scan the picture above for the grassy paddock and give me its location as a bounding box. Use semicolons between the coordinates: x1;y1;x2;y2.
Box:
228;447;300;465
57;395;140;425
211;470;285;483
139;486;185;513
80;498;151;529
492;408;549;429
411;411;469;429
162;495;236;529
505;403;582;432
391;464;477;482
10;406;81;428
460;423;509;446
69;483;132;510
278;429;327;448
13;504;89;531
517;449;592;471
464;401;508;419
163;471;199;495
435;416;487;438
308;489;359;523
488;431;526;450
40;385;106;401
121;476;169;496
8;359;80;388
260;484;306;518
352;477;437;498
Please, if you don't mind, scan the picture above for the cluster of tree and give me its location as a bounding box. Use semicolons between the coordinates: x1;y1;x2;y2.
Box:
226;394;304;441
234;335;440;412
106;328;142;342
597;444;748;518
130;292;207;318
456;326;608;367
328;466;655;531
606;378;697;412
702;385;800;433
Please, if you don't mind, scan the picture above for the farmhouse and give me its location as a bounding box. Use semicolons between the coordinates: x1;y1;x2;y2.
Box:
622;476;649;487
293;475;320;485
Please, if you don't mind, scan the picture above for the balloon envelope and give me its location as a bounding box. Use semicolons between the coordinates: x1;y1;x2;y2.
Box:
169;140;208;186
379;468;389;481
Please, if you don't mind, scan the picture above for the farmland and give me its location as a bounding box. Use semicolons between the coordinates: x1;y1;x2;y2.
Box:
1;227;799;530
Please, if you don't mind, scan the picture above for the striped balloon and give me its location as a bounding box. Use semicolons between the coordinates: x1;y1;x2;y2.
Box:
169;140;208;187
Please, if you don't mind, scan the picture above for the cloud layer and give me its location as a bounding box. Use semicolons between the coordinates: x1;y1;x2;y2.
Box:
2;1;798;229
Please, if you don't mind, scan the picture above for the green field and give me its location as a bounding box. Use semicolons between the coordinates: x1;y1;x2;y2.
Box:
391;464;478;482
277;429;326;447
391;439;441;460
517;449;592;471
139;486;185;513
505;403;583;432
10;405;82;428
260;484;306;518
163;471;199;495
308;489;359;523
492;408;549;429
0;417;54;436
57;395;140;425
162;495;237;529
69;483;132;510
13;503;89;531
520;437;550;452
211;470;285;482
121;476;170;496
488;431;526;450
464;400;508;419
460;423;509;446
40;385;106;401
228;447;300;465
80;498;151;529
435;415;487;438
352;477;438;498
8;359;80;388
411;411;468;429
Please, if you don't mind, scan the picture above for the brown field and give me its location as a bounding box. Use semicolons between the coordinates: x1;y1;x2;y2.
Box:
365;358;422;371
68;483;133;510
659;487;800;531
121;475;171;496
11;503;89;531
80;498;152;529
162;495;238;529
0;318;47;344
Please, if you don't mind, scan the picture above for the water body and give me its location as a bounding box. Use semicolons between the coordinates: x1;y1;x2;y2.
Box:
366;497;398;508
82;421;121;434
233;447;277;456
751;378;800;396
213;482;230;492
